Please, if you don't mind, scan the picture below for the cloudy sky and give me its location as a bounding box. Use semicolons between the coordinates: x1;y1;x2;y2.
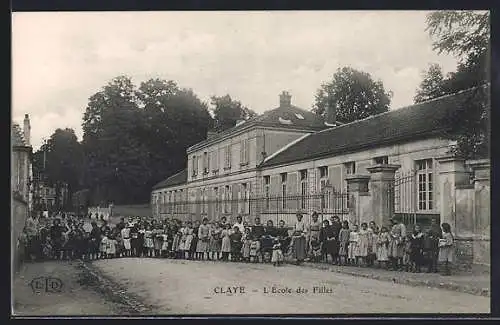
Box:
12;11;459;151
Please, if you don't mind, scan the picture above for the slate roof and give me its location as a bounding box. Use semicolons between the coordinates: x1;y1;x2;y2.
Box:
260;87;482;168
188;104;326;152
152;169;187;190
12;123;27;147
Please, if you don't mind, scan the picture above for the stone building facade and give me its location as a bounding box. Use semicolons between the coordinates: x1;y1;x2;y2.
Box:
151;88;490;266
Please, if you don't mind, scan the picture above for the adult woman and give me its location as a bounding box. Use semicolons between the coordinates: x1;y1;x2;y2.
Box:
196;218;210;260
262;220;277;262
276;220;290;256
291;213;307;265
307;212;321;258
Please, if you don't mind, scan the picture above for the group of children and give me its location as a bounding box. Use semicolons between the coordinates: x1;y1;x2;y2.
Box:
323;218;454;275
19;212;455;275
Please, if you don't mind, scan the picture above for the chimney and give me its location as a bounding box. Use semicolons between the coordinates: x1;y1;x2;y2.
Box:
279;91;292;107
23;114;31;146
207;130;217;139
325;104;337;127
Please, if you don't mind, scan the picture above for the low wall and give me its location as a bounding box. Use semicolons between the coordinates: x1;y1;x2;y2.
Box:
12;196;28;273
111;204;151;218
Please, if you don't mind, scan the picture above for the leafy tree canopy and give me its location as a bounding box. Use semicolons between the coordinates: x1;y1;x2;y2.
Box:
313;67;392;124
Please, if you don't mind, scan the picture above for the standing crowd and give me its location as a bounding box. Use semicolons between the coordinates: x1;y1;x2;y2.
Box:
18;211;456;275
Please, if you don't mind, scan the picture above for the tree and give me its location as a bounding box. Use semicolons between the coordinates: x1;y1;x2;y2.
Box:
414;63;446;103
416;10;490;158
210;95;256;132
36;128;83;209
137;80;214;188
313;67;392;123
81;76;214;205
82;76;152;205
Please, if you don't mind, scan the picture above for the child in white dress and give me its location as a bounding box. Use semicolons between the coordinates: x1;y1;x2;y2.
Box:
348;225;359;265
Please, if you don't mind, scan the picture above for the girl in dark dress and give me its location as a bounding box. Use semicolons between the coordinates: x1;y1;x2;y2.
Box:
409;224;424;272
189;220;200;260
329;216;342;264
319;220;333;263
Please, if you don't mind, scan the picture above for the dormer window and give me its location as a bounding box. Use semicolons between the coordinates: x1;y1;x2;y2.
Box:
295;113;305;120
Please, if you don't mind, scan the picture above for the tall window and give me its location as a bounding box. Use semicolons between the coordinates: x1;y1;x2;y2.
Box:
214;187;219;213
264;176;271;209
373;156;389;165
200;188;205;213
344;161;356;175
224;145;232;169
224;185;231;213
239;183;249;213
203;152;209;174
191;155;198;177
281;173;287;209
212;150;219;174
240;139;249;166
300;169;308;209
319;166;330;209
416;159;433;211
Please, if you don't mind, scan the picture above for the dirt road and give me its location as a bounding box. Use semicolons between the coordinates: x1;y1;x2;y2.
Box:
12;261;131;316
91;258;490;314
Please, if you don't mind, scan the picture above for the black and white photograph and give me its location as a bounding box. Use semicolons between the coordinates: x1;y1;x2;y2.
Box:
11;10;491;316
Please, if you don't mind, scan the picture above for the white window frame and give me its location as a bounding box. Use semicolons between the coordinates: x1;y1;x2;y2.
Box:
212;150;219;174
318;167;330;209
281;173;287;209
416;159;434;211
203;152;209;175
300;169;308;209
224;145;232;169
264;176;270;210
373;156;389;165
344;161;356;175
240;139;249;166
214;187;219;213
224;185;231;213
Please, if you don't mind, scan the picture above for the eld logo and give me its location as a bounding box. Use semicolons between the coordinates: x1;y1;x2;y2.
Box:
30;276;64;294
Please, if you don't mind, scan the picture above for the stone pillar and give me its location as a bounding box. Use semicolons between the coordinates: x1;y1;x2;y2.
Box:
345;175;370;226
437;156;471;234
468;159;490;266
366;164;401;228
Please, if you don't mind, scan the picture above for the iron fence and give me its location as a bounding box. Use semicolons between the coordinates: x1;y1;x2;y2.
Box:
153;192;352;226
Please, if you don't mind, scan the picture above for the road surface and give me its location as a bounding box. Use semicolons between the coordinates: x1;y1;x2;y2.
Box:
91;258;490;314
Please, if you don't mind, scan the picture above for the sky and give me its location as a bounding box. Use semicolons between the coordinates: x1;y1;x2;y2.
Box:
12;11;459;151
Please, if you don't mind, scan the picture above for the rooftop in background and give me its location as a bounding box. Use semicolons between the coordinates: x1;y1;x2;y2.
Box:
260;86;485;168
12;123;28;147
187;91;326;152
152;169;188;190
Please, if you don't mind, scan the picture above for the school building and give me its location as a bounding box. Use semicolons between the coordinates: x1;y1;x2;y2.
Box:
151;87;490;267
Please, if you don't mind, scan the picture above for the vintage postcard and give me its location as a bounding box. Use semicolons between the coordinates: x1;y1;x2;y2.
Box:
11;10;491;316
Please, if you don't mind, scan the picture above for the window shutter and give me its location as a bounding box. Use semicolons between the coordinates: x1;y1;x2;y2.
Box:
329;166;342;192
288;172;298;210
269;175;280;211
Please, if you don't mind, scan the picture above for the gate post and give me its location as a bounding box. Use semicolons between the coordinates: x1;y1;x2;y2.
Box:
366;164;401;228
436;156;471;234
345;175;370;226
